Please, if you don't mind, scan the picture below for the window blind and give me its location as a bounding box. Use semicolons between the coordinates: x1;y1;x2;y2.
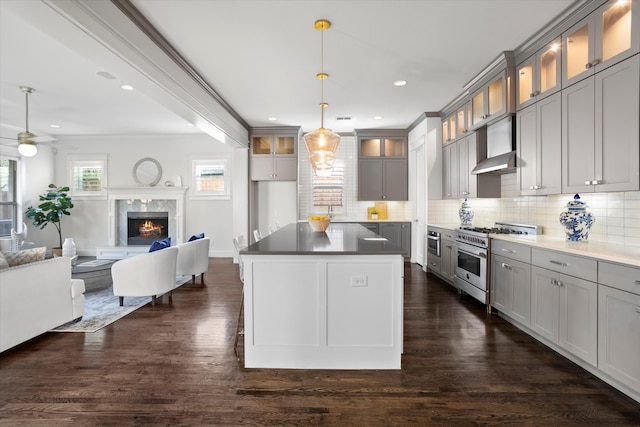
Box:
312;162;344;207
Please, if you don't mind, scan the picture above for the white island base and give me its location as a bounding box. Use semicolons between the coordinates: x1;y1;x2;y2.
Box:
243;253;404;369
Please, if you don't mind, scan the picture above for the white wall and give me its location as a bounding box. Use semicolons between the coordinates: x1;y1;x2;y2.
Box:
42;133;248;257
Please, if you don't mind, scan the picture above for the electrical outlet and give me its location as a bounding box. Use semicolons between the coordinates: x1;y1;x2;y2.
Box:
351;276;367;287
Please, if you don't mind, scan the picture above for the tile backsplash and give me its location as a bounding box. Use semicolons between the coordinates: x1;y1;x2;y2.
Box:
429;174;640;247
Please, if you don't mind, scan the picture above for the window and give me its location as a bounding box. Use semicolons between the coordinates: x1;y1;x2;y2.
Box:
0;157;17;237
312;160;344;208
68;155;108;199
191;156;231;199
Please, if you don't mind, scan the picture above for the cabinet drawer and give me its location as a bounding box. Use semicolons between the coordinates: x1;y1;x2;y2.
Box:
491;240;531;264
598;261;640;296
426;256;441;273
532;248;597;282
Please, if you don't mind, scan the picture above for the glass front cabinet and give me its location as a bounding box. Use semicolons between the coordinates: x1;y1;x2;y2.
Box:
471;69;512;129
562;0;639;88
517;37;562;110
250;130;298;181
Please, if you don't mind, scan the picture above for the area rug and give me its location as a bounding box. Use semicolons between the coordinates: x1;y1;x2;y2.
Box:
50;287;150;333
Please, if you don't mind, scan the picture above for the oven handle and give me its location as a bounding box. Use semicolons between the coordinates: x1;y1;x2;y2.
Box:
427;235;441;241
456;246;486;258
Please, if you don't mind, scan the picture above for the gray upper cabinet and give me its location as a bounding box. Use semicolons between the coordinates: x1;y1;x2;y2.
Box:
516;37;562;110
562;0;640;88
357;130;408;201
517;91;562;196
250;127;299;181
562;55;639;193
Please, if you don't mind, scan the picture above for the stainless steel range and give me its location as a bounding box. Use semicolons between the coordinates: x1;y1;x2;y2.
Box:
454;222;540;312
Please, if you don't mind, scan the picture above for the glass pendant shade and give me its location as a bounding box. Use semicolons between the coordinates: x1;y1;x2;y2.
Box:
18;142;37;157
304;126;340;176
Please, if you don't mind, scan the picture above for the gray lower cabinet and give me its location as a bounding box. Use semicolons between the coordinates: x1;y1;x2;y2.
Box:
439;233;455;283
491;240;532;326
530;248;598;367
379;222;411;258
597;262;640;393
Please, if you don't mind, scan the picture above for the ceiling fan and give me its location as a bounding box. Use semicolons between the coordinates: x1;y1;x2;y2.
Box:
0;86;76;156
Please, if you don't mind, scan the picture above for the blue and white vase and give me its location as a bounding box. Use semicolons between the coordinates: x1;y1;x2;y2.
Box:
559;194;595;241
459;197;474;226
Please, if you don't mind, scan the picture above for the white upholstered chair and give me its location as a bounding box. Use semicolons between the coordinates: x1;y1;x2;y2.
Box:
252;229;263;243
112;246;178;306
176;237;210;286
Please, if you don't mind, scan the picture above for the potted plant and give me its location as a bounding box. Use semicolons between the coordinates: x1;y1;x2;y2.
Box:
25;184;74;256
371;209;379;220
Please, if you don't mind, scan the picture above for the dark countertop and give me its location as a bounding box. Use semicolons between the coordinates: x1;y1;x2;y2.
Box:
241;223;406;255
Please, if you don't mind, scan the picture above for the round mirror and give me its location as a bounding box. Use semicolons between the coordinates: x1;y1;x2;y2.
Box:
133;157;162;187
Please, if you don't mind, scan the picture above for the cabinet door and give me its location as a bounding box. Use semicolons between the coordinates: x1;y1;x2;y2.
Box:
442;143;458;199
383;160;408;201
252;136;273;155
274;136;296;156
457;134;478;198
400;223;411;258
491;254;511;314
531;266;560;343
440;238;454;282
359;222;379;234
559;273;598;366
595;55;640;192
358;159;384;200
595;0;639;73
598;285;640;392
517;57;535;110
537;38;562;101
516;103;538;195
562;77;596;194
536;92;562;195
251;157;275;181
379;223;402;247
510;259;532;327
273;157;297;181
563;17;595;87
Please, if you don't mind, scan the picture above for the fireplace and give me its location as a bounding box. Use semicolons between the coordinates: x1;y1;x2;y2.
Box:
127;212;169;246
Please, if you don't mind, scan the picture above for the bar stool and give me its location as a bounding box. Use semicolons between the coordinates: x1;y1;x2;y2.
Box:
232;235;247;361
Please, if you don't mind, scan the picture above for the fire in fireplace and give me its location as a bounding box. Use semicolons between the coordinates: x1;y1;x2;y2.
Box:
127;212;169;245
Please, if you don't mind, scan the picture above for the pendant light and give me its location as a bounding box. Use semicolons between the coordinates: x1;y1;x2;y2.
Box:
303;19;340;178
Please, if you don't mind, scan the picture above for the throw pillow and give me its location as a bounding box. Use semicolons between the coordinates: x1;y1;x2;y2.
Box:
0;251;9;270
5;246;46;267
188;233;205;242
149;237;171;252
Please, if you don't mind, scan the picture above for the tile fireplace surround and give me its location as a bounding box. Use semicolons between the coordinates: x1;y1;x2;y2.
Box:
96;187;187;259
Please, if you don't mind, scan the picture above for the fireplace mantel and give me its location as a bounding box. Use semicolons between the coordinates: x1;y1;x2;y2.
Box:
105;186;188;249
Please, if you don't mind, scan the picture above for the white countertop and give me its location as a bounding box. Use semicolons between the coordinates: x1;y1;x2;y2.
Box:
491;234;640;268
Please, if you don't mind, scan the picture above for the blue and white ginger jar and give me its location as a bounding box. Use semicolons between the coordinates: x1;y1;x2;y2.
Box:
559;194;595;241
459;197;474;226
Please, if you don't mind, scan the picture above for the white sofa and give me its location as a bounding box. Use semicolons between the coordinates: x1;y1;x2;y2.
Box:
111;246;178;306
0;257;85;353
176;237;210;285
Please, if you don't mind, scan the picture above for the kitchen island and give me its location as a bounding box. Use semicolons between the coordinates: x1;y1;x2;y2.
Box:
240;222;405;369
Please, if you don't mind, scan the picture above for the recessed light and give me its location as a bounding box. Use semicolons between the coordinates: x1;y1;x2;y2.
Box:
373;115;383;120
268;117;277;121
49;124;61;128
120;84;134;91
393;80;407;87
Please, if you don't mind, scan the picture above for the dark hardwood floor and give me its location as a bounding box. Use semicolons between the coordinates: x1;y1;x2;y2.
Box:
1;258;639;426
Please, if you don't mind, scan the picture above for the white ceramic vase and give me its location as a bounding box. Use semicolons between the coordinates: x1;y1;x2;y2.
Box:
62;237;77;258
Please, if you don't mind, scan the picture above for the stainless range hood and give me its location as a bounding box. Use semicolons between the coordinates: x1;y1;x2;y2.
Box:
471;115;516;175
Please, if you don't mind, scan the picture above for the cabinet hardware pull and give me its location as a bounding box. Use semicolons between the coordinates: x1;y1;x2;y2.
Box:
530;93;535;98
501;262;511;270
549;260;567;267
636;306;640;313
585;180;592;185
592;179;602;185
446;245;452;249
592;59;601;66
551;279;557;285
501;248;515;253
585;62;593;69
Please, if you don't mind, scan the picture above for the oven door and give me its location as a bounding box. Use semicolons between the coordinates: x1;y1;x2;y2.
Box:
454;241;487;291
427;231;441;257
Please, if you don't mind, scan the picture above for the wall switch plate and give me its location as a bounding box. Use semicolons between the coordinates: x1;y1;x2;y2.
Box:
351;276;368;287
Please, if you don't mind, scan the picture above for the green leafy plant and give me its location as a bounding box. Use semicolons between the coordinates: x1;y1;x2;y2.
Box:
25;184;74;248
